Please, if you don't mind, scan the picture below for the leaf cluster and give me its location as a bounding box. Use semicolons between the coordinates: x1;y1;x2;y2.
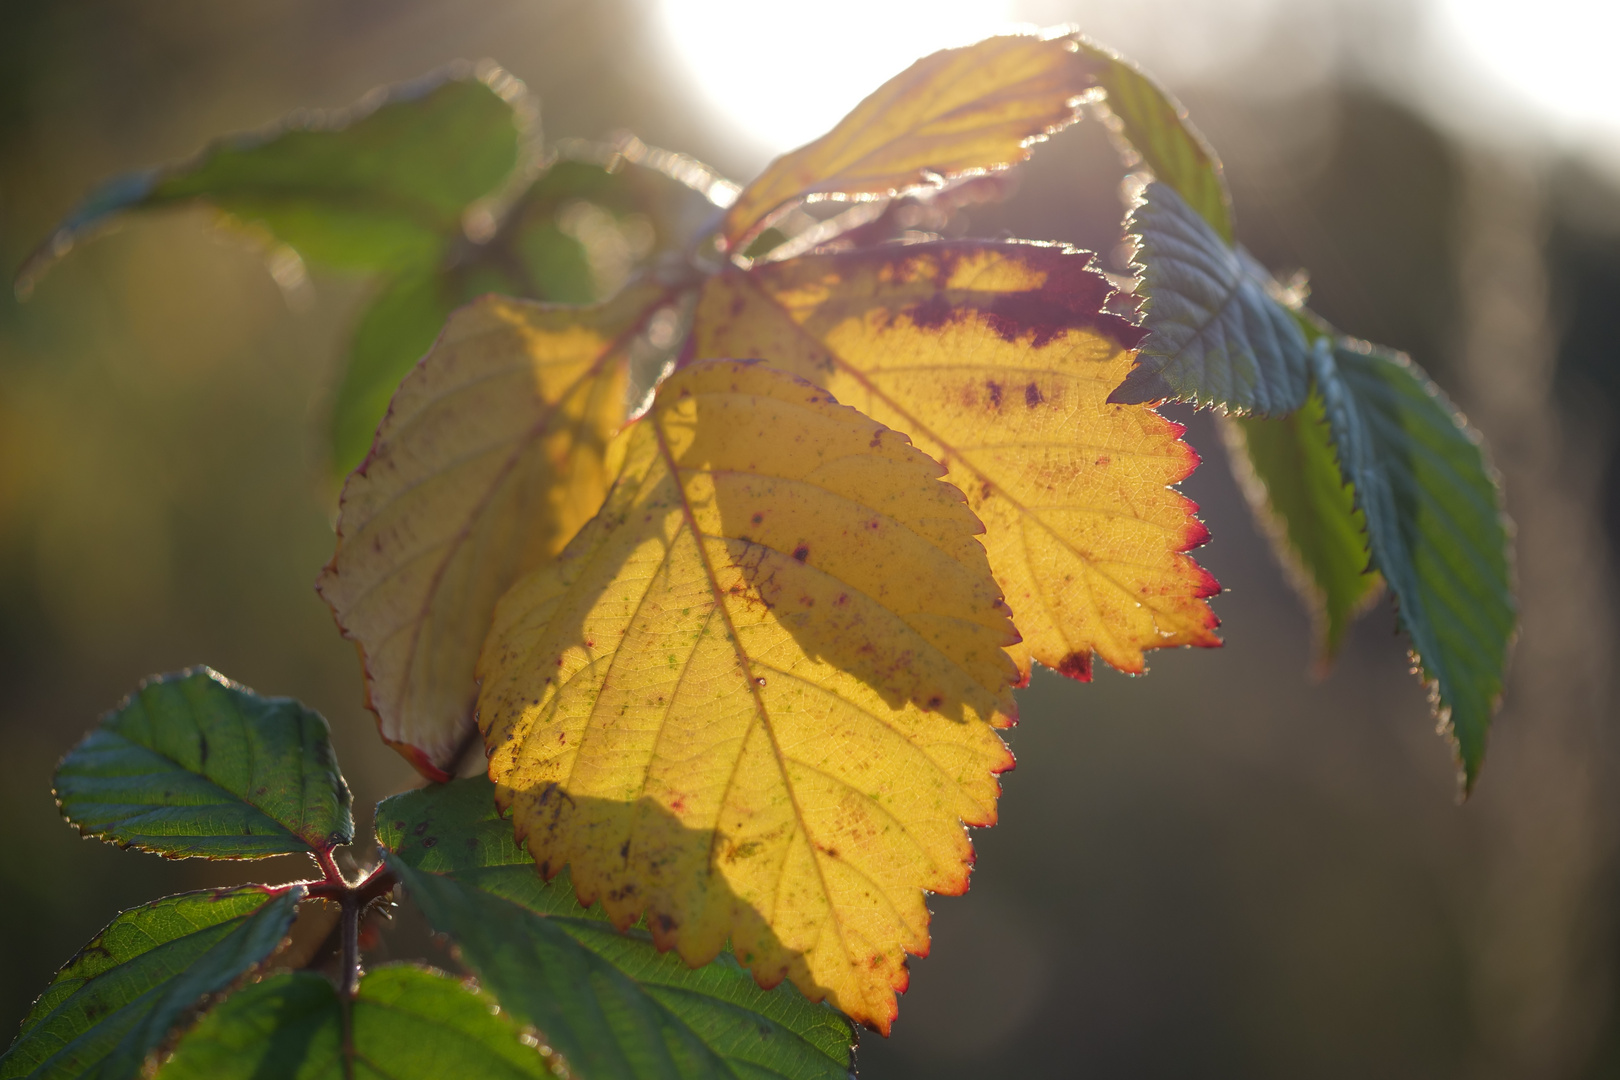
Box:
3;670;850;1079
9;24;1516;1074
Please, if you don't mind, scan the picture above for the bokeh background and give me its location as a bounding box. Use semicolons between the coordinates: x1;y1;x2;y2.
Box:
2;1;1617;1076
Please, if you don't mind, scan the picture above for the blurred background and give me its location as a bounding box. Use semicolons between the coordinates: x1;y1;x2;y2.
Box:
1;0;1617;1075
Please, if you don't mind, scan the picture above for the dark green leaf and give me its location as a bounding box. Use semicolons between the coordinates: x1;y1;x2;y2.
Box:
1314;341;1515;789
377;778;854;1080
0;886;301;1080
18;65;531;292
1110;181;1311;413
55;668;353;859
158;965;562;1079
1225;388;1381;666
1076;38;1233;243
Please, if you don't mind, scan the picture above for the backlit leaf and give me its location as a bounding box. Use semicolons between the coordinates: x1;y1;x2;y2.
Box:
54;669;352;859
1314;342;1514;789
159;965;562;1079
1223;392;1380;667
18;65;531;293
692;241;1220;683
1110;181;1311;413
0;886;301;1080
331;270;461;477
720;31;1090;250
379;778;854;1080
478;359;1019;1032
318;283;668;777
1075;38;1234;243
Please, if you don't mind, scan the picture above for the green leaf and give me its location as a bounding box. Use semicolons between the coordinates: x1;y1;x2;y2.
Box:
18;64;531;292
55;668;353;859
1076;37;1233;243
377;778;855;1080
158;965;563;1079
1313;341;1515;789
1225;388;1381;666
0;886;301;1080
1110;181;1311;413
330;271;460;475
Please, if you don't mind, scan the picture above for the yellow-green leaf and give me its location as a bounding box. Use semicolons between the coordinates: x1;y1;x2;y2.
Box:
720;31;1090;251
1223;394;1381;668
477;359;1019;1033
1076;38;1234;244
318;284;666;777
692;242;1220;683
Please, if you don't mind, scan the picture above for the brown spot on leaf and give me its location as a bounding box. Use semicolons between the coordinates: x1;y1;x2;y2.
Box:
1025;382;1044;408
986;380;1003;407
792;544;810;562
1057;652;1093;681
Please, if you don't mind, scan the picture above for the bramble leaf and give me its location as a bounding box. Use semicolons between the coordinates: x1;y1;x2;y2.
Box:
1314;342;1514;789
54;669;352;859
693;241;1220;683
318;284;668;777
720;31;1090;250
1110;181;1311;413
0;886;301;1080
1075;38;1233;244
1224;392;1380;666
159;965;562;1079
331;270;462;476
18;65;531;292
477;359;1019;1032
379;778;854;1080
327;153;705;475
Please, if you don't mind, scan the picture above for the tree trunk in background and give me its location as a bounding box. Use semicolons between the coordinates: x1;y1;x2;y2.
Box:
1459;151;1617;1078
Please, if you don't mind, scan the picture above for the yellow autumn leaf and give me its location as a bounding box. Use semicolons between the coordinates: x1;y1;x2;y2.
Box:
318;283;666;777
720;31;1090;251
478;359;1019;1033
692;242;1220;682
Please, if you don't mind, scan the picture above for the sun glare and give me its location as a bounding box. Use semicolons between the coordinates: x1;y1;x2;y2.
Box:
1437;0;1620;143
657;0;1016;162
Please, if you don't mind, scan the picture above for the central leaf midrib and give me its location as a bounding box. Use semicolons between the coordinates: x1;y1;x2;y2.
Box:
648;404;857;998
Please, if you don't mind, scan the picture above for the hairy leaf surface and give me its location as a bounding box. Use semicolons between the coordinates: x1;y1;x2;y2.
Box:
693;242;1219;682
0;887;300;1080
54;669;352;859
318;284;666;777
379;778;853;1080
720;32;1090;249
478;360;1019;1031
1111;182;1310;413
1224;393;1380;666
160;966;561;1079
1076;39;1233;243
1314;343;1514;788
18;67;528;293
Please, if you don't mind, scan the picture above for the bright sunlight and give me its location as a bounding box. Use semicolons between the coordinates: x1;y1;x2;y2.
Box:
658;0;1015;158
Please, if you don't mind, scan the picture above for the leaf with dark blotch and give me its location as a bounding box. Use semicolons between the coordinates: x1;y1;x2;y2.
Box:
378;778;855;1080
0;886;301;1080
17;64;530;294
721;31;1090;250
693;241;1220;686
1111;181;1311;414
54;669;353;859
1075;38;1234;243
159;965;563;1079
1224;389;1381;668
1313;341;1515;789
